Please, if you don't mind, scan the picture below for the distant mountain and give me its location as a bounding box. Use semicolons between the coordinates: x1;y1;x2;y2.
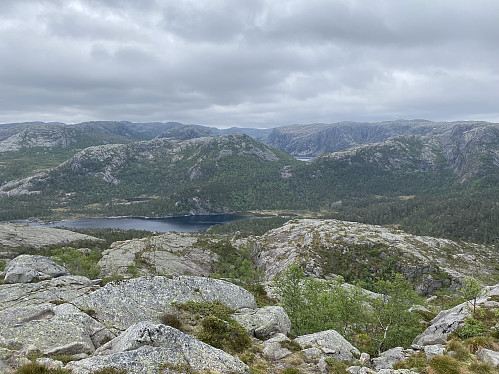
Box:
0;134;298;219
265;120;497;157
0;120;498;243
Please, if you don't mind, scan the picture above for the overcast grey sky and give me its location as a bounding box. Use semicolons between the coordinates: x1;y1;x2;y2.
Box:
1;0;498;128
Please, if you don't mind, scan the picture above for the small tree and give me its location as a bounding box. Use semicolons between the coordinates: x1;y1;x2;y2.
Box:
367;273;422;355
460;277;483;317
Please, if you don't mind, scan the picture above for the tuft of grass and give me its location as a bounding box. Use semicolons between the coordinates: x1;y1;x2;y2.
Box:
428;355;463;374
279;369;303;374
447;339;471;362
467;361;498;374
197;316;251;354
279;340;302;352
464;336;499;353
175;300;233;320
160;313;183;330
13;363;70;374
324;357;349;374
393;351;428;371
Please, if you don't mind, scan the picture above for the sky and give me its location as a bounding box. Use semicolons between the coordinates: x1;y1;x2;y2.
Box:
1;0;498;128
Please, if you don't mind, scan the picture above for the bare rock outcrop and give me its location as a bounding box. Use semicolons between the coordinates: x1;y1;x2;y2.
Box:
294;329;361;361
232;306;291;339
413;284;499;346
2;255;69;283
66;322;248;374
247;219;498;295
0;224;100;249
72;275;257;334
98;232;214;278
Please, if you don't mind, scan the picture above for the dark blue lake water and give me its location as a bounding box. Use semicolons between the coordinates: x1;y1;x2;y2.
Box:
28;214;249;233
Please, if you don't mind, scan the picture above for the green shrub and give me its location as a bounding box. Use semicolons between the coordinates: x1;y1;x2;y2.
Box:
429;355;462;374
467;362;497;374
455;318;488;339
175;300;233;320
197;316;251;353
279;340;302;352
13;363;70;374
464;335;499;353
324;357;349;374
0;260;6;272
279;369;303;374
393;351;428;371
446;339;471;362
50;247;101;279
160;313;182;330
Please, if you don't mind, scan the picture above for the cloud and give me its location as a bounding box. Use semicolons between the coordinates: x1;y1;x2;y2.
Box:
0;0;498;126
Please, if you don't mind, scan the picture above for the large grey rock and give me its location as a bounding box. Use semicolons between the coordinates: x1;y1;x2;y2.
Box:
424;344;446;360
346;367;376;374
414;284;499;346
412;302;470;346
0;224;100;249
232;306;291;339
476;348;499;367
72;276;257;333
2;255;69;283
294;329;360;361
262;333;292;360
67;322;248;374
0;303;115;356
0;275;98;311
372;347;415;371
98;232;215;277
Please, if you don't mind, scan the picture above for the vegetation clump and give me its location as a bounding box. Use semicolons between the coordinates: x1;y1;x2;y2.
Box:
197;315;251;353
160;313;183;330
273;263;423;355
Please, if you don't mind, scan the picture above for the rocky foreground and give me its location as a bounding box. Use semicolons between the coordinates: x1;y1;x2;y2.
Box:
1;253;499;374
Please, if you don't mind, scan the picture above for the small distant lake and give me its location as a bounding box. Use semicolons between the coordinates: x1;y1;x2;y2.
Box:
26;214;250;233
294;156;314;162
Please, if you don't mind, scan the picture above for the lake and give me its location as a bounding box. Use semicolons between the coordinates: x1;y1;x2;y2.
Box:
27;214;250;233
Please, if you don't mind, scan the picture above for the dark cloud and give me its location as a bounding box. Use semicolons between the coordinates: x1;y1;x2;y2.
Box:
0;0;497;126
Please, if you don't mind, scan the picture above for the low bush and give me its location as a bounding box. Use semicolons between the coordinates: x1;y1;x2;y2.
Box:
175;300;233;320
197;316;251;354
393;351;428;371
13;363;70;374
428;355;462;374
160;313;183;330
455;318;489;339
324;357;349;374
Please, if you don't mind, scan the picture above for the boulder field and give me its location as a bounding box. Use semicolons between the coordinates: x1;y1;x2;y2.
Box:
1;254;499;374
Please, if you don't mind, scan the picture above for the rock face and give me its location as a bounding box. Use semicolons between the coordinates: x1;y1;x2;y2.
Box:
98;232;214;278
66;322;247;374
232;306;291;339
0;303;115;356
372;347;415;371
247;219;498;294
0;224;100;249
294;329;360;361
413;284;499;346
266;120;448;157
0;275;99;311
2;255;70;283
72;275;257;333
476;348;499;367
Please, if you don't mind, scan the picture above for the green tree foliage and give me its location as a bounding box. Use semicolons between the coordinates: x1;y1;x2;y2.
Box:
366;273;423;354
273;264;423;355
460;276;484;316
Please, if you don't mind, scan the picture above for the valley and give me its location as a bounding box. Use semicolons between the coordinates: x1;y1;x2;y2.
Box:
1;119;499;374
